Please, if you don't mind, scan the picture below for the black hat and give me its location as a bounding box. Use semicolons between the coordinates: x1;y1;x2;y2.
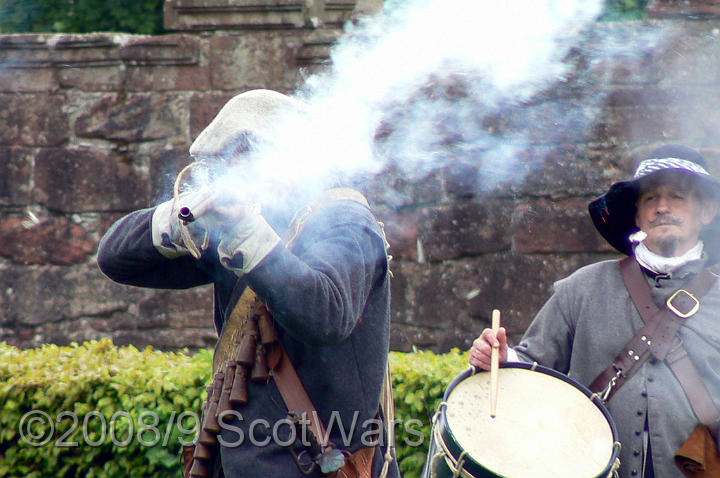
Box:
589;144;720;258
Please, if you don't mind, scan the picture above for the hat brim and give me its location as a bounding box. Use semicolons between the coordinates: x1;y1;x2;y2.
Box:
589;180;640;256
589;172;720;261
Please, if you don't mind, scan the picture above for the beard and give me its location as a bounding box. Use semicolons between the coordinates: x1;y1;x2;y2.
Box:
647;214;684;257
654;235;681;257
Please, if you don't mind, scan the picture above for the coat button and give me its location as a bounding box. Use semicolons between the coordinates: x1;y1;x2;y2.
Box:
633;450;640;457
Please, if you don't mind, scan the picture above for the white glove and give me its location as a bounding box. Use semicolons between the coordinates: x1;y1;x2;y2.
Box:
151;192;210;259
217;204;281;275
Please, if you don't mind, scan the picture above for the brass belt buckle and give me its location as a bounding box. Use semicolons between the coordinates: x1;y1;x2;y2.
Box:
666;289;699;318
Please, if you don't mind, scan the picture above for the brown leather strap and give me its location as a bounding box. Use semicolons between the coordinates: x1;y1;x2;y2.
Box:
667;346;720;437
266;342;329;448
590;257;720;434
589;258;664;397
621;256;660;322
270;341;384;478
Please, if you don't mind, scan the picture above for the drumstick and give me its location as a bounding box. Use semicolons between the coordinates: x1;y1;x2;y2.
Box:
490;309;501;418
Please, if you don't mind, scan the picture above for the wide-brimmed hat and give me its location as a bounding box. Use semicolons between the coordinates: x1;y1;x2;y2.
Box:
588;144;720;258
189;89;308;160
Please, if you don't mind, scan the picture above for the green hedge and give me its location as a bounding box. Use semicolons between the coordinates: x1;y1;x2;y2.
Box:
0;339;468;478
0;0;647;34
388;349;468;477
0;340;211;477
0;0;165;34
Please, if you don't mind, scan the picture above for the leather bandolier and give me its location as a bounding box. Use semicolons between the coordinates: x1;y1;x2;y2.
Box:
184;287;282;478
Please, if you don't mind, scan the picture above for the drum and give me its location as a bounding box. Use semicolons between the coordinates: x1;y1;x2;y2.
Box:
422;362;621;478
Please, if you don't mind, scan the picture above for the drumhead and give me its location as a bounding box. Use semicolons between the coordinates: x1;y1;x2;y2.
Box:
438;363;619;478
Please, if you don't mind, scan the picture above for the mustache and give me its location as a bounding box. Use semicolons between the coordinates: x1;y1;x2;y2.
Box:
649;215;681;227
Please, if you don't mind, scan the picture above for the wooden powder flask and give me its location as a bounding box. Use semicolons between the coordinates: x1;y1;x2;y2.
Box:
229;364;249;405
257;305;279;344
217;364;236;414
235;318;258;365
193;440;214;460
197;427;217;447
203;373;223;434
252;344;270;381
256;302;282;373
196;386;216;445
189;375;224;478
188;457;211;478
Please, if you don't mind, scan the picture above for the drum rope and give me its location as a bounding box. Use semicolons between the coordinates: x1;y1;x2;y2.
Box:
432;424;474;478
429;450;445;478
431;402;447;427
606;455;621;478
452;451;469;478
608;445;622;478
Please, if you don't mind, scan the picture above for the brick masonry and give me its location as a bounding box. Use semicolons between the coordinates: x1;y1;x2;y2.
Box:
1;0;719;353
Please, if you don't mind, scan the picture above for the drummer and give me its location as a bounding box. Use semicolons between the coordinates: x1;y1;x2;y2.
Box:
469;145;720;478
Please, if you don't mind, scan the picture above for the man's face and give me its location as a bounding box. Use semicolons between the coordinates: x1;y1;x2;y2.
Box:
635;173;718;257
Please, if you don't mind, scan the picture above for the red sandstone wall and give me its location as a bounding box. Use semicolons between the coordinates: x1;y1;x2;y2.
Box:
1;0;719;353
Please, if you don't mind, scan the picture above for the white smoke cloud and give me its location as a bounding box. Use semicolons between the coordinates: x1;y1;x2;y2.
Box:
203;0;667;209
247;0;606;200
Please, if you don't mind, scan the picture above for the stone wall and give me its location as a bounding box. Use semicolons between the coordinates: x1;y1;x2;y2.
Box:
1;0;719;353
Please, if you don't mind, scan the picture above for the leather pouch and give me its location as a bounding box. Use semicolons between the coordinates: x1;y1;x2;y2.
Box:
675;425;720;477
327;446;375;478
182;444;196;478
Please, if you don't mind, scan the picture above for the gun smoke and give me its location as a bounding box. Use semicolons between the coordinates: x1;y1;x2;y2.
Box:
185;0;669;210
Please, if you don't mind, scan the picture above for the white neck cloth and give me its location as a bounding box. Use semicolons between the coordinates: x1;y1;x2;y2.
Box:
633;240;704;274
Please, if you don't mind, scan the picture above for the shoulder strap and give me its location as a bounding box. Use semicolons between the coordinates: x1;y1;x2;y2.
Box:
590;258;720;434
284;187;387;250
589;258;663;398
265;334;331;448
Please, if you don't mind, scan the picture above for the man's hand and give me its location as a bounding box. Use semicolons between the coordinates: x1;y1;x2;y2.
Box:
204;199;261;235
152;192;210;258
210;198;281;276
468;327;508;370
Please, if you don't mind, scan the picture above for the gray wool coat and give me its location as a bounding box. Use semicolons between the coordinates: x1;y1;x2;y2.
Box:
97;199;400;478
514;256;720;478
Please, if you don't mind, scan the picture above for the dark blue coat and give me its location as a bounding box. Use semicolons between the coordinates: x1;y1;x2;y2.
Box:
97;199;399;478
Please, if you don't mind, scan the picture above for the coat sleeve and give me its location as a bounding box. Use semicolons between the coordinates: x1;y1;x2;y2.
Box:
244;202;388;346
513;276;577;374
97;207;214;289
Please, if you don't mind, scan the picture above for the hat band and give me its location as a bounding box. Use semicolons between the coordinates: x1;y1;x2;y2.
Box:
634;157;709;179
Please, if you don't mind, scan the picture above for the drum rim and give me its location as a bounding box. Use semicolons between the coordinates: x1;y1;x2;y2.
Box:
436;362;621;478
